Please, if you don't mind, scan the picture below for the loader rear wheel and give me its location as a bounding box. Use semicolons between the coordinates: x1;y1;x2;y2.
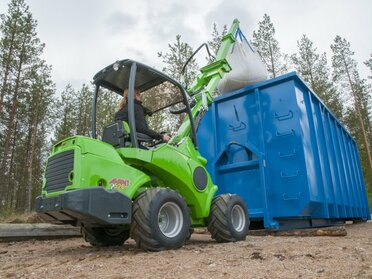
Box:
130;188;190;252
82;226;129;246
208;194;250;242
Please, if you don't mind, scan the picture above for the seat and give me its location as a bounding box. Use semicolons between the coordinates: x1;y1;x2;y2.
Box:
102;120;130;148
102;121;153;148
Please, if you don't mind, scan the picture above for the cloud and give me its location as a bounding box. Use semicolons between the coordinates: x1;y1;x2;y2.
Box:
105;11;137;34
143;2;198;43
205;0;256;37
126;47;145;60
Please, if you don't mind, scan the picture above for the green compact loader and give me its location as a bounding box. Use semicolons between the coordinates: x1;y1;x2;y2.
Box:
36;19;250;251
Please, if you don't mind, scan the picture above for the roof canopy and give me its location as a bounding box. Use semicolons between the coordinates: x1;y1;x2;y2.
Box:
93;59;177;95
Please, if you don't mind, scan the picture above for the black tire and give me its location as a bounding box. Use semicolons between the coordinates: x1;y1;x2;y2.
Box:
130;188;190;252
208;194;250;242
81;226;130;247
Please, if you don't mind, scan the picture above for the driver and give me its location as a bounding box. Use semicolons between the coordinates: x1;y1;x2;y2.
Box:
115;88;171;142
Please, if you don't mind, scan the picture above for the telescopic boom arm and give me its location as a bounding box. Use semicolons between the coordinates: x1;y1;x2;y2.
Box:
172;19;240;144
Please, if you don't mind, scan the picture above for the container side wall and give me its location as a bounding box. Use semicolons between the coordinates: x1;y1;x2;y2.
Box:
351;140;371;218
306;88;336;217
335;122;354;216
317;104;339;218
197;89;265;220
346;135;362;217
340;129;358;217
328;114;348;217
296;86;329;218
261;81;310;218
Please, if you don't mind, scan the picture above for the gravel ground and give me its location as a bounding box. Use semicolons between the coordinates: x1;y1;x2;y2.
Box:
0;221;371;279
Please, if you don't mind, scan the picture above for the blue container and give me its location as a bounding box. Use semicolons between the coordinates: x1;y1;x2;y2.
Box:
197;72;371;230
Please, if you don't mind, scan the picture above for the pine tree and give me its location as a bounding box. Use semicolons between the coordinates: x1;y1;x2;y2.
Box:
0;0;31;192
252;14;287;78
23;61;55;211
154;35;199;133
0;0;55;212
53;84;121;142
96;88;120;138
364;53;372;145
0;0;56;212
0;0;25;118
207;23;228;58
365;54;372;79
331;36;372;201
291;35;343;118
351;71;372;145
76;84;92;137
158;35;198;88
53;84;78;142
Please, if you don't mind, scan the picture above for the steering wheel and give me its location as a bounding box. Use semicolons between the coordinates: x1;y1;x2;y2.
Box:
146;132;171;147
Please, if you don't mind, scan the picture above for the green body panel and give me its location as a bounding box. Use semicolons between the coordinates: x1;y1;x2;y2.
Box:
43;136;151;198
43;135;217;226
117;137;217;225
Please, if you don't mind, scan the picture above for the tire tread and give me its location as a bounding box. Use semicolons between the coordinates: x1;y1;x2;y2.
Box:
208;194;249;242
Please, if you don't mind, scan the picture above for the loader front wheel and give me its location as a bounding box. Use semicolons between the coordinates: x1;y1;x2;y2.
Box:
81;226;130;246
208;194;250;242
130;188;190;252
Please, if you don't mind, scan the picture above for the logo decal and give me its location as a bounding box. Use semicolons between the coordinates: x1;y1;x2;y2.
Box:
109;178;130;190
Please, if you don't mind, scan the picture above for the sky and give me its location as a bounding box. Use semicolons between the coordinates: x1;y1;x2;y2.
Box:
0;0;371;93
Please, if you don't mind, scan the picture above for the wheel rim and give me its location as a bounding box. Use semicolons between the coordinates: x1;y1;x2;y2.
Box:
231;204;246;232
158;202;184;238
